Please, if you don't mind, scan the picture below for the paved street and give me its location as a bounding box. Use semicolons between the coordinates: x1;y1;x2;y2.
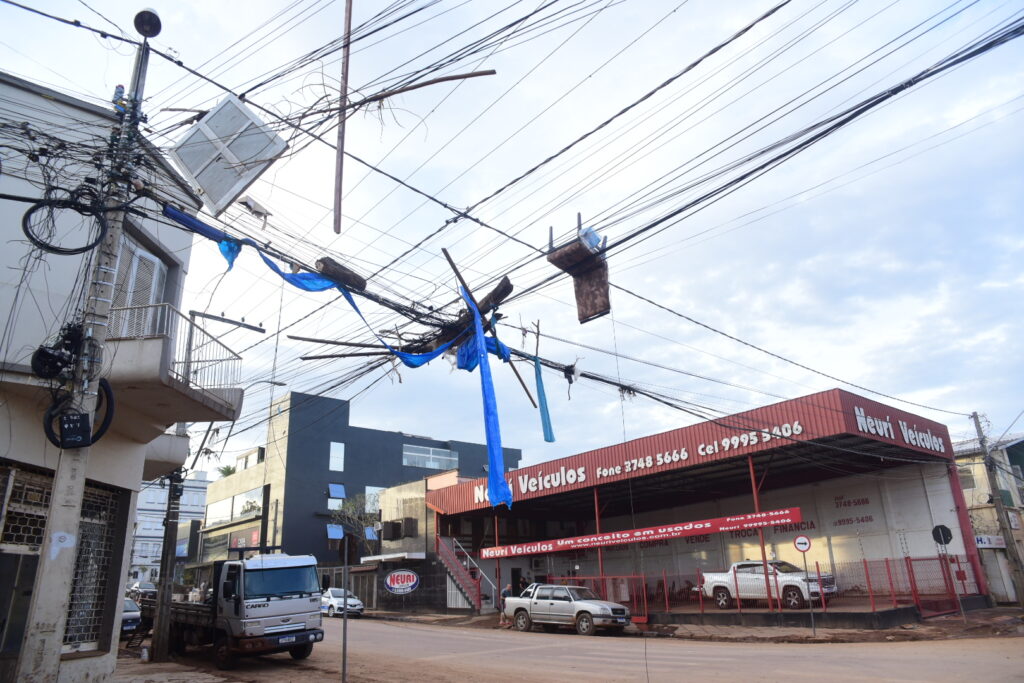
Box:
116;617;1024;683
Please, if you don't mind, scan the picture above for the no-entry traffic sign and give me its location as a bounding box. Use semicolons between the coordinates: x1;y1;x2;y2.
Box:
794;535;812;552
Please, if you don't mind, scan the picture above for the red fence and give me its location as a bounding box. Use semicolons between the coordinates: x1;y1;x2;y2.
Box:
548;555;977;620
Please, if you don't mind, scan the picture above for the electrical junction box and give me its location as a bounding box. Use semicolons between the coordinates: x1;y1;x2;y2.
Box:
59;412;91;448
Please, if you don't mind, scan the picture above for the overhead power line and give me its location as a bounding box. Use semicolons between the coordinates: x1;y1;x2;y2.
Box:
610;283;968;417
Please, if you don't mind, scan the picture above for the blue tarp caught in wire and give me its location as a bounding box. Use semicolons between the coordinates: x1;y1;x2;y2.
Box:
460;287;513;509
164;205;516;508
162;204;464;367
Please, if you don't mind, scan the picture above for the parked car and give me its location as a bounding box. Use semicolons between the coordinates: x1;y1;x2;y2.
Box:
128;581;157;602
503;584;630;635
321;588;364;617
698;560;837;609
121;598;142;638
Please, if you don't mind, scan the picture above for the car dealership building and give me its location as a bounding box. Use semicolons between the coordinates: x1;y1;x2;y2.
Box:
378;388;986;626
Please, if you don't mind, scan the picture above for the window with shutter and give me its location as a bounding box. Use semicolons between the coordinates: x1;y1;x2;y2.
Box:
110;234;168;337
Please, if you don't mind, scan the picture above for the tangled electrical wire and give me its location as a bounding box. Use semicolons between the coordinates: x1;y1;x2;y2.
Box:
20;184;112;255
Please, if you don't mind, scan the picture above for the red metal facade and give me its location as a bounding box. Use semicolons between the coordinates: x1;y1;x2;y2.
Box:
426;388;953;515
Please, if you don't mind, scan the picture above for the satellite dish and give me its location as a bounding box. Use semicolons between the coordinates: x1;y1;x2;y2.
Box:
169;96;288;217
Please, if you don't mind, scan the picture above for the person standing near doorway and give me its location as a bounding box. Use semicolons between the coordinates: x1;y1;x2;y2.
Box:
499;584;513;627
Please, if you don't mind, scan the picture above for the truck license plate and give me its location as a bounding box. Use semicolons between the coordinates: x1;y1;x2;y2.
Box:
280;636;296;644
617;618;626;624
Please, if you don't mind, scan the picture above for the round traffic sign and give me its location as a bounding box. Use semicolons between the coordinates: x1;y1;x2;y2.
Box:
932;524;953;546
794;535;812;552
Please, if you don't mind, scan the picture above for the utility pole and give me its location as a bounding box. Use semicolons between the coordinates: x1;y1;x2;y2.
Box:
152;421;216;661
151;469;184;661
332;0;354;235
972;411;1024;607
16;10;162;681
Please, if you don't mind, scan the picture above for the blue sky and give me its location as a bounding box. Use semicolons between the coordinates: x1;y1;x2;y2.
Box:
2;0;1021;473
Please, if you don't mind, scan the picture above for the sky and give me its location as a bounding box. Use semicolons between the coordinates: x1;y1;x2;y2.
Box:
2;0;1022;479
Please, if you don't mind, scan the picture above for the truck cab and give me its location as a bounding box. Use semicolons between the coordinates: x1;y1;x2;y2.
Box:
218;554;323;644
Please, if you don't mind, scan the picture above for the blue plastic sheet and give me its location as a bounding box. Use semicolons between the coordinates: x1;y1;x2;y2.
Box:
460;288;513;509
162;204;464;368
456;334;510;372
533;357;556;443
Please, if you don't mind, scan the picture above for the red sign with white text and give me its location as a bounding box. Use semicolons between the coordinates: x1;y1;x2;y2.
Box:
479;508;802;559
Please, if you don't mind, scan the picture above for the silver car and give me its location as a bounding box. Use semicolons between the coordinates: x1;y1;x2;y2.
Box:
503;584;630;636
321;588;364;617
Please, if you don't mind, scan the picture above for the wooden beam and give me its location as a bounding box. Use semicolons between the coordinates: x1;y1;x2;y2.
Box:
441;248;537;409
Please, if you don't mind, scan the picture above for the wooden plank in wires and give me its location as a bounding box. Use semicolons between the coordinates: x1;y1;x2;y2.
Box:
441;248;537;409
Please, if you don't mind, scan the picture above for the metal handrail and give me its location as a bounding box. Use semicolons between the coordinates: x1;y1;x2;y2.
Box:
453;537;497;608
108;303;241;397
437;537;481;609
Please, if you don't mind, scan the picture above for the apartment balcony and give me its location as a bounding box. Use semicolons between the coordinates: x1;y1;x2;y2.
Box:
105;303;244;444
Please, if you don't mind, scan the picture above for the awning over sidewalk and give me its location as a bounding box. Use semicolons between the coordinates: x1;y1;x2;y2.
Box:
360;552;426;564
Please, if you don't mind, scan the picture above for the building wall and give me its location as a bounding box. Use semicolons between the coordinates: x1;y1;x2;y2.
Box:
441;463;971;597
955;442;1024;603
130;472;209;582
0;71;203;682
202;391;520;566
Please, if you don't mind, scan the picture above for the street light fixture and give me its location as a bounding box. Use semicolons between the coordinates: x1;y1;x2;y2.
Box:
133;9;161;38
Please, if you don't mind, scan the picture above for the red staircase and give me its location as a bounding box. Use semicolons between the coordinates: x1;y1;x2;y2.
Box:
437;536;482;611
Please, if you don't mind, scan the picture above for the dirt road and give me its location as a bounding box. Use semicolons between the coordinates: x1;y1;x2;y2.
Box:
150;616;1024;683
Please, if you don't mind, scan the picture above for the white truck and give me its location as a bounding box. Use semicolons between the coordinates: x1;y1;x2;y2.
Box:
139;554;324;669
503;584;631;635
699;560;837;610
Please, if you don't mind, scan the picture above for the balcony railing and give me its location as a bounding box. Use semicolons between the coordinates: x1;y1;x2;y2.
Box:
108;303;241;397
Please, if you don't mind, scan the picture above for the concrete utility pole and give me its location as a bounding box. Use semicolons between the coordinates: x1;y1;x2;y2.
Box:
150;469;183;661
972;411;1024;607
332;0;354;235
16;11;161;681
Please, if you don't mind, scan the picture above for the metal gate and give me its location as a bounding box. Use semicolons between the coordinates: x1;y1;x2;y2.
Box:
0;466;123;655
905;556;960;618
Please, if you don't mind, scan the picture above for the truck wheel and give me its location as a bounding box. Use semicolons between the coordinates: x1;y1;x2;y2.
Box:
713;587;732;610
328;605;336;617
575;612;596;636
782;587;806;610
289;643;314;660
213;636;236;670
514;610;532;632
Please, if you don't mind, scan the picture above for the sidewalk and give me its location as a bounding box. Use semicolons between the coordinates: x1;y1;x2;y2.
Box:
113;658;231;683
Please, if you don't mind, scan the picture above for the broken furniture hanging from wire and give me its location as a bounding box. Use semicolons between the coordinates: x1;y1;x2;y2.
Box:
546;213;610;324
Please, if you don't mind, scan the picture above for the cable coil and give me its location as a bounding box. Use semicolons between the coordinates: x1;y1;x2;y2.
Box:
42;378;115;449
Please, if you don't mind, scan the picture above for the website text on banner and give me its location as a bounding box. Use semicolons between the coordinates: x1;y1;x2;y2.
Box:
479;508;802;559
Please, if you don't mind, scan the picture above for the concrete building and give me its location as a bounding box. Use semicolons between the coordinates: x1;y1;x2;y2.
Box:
129;471;210;583
199;392;520;572
0;71;242;680
374;390;991;627
953;434;1024;603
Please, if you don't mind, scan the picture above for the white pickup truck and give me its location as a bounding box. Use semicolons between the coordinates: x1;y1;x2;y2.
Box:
699;560;837;609
503;584;630;635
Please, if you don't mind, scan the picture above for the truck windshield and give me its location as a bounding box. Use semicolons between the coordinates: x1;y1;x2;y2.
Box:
567;587;600;601
244;565;320;599
769;561;803;573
